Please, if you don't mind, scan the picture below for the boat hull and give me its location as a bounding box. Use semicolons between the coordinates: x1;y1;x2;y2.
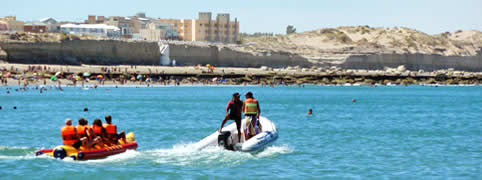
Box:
194;116;278;152
35;132;138;160
35;142;138;160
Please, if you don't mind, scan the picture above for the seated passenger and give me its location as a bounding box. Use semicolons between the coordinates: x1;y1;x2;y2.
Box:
76;118;93;149
76;118;89;138
103;115;126;144
61;118;81;149
91;119;109;147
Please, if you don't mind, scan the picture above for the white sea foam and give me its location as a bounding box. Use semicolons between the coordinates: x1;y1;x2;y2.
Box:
144;143;294;167
0;154;44;160
256;144;294;158
0;146;32;150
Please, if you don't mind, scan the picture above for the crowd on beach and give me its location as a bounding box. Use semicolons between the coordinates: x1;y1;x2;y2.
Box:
1;63;481;89
0;64;290;90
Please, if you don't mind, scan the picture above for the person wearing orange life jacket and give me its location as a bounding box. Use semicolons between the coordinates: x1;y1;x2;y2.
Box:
76;118;94;148
242;92;262;140
76;118;90;138
91;119;108;147
61;118;81;149
103;115;126;144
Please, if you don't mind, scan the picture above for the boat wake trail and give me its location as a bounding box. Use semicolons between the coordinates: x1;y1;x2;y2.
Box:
1;144;294;167
0;146;41;160
143;143;294;167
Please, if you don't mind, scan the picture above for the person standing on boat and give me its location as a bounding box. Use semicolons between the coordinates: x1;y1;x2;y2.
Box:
243;92;262;139
219;92;243;143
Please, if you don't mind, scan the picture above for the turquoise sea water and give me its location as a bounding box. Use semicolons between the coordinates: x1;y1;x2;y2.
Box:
0;85;481;179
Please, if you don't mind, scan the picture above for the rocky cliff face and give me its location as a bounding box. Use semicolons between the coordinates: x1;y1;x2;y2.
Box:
0;40;160;65
0;27;481;71
168;42;312;67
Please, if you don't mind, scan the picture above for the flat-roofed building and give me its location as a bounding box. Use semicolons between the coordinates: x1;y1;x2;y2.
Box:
60;24;120;38
24;22;47;33
139;22;178;41
158;12;239;43
105;16;132;38
0;16;24;32
0;21;8;31
86;15;105;24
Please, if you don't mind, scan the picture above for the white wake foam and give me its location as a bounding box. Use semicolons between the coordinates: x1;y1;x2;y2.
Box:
144;143;294;167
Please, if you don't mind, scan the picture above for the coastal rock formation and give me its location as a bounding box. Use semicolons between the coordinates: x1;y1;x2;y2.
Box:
168;41;312;67
0;27;481;72
0;39;160;65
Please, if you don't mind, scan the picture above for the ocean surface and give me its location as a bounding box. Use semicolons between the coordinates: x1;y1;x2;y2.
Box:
0;85;481;179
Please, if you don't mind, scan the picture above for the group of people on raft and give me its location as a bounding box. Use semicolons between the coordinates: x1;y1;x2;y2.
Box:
61;115;126;149
219;91;262;143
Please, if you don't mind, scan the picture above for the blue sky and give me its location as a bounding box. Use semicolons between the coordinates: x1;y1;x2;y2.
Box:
2;0;481;34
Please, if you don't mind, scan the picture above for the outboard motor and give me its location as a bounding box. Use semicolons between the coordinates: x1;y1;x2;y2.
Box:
218;131;234;150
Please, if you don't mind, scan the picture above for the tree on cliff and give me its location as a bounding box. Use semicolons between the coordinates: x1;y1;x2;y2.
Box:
286;25;296;34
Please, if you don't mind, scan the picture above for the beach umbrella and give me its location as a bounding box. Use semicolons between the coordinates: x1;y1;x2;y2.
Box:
50;76;57;81
83;72;91;77
55;71;61;76
97;75;103;79
136;74;143;80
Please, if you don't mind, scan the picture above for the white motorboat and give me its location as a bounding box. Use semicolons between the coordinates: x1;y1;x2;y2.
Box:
194;116;278;152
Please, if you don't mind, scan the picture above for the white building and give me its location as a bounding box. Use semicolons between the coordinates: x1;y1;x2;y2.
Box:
40;17;60;32
60;24;120;38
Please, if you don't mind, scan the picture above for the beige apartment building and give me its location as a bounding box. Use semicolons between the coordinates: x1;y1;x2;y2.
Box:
158;12;239;43
0;16;24;32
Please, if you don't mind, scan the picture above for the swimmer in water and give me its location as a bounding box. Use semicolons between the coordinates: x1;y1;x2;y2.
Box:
307;108;312;115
